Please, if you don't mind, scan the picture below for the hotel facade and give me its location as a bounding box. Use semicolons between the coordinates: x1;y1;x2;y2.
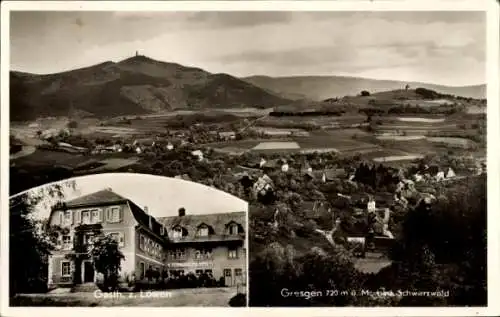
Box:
46;189;247;288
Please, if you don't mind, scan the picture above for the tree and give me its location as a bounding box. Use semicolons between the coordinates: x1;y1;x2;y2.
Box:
9;180;76;296
90;234;125;291
65;224;103;285
361;90;371;97
383;175;486;306
67;121;78;129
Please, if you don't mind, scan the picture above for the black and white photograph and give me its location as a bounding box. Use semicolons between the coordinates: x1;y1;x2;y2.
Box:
8;173;248;307
1;1;499;316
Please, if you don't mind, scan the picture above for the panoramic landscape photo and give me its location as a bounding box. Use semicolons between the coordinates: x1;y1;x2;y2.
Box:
8;10;486;307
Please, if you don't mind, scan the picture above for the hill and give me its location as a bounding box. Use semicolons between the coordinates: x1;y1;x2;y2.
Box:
10;56;292;122
242;75;486;101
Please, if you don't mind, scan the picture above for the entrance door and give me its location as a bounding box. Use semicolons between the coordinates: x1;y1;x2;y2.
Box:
223;268;232;286
84;261;95;283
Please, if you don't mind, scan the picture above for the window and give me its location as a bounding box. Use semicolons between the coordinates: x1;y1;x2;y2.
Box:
223;269;232;277
234;268;243;277
204;269;213;275
228;248;238;259
194;248;212;260
229;224;239;235
172;227;183;239
198;226;209;237
91;209;100;223
140;262;145;279
61;261;71;277
107;207;120;223
168;248;185;260
83;233;93;246
64;211;72;225
139;235;145;250
195;269;203;275
82;210;91;224
169;270;184;277
108;232;124;247
175;249;185;259
62;235;72;250
58;212;64;225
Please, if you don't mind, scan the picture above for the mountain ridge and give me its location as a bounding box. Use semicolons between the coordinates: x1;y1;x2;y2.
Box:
242;75;486;101
10;55;292;121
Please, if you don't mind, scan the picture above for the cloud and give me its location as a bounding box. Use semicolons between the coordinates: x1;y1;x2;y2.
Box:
10;11;486;85
186;11;293;28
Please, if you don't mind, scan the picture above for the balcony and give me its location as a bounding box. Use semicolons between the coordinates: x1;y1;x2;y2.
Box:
169;234;245;244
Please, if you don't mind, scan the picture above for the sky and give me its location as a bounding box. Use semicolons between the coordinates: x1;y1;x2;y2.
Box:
10;11;486;86
17;173;248;220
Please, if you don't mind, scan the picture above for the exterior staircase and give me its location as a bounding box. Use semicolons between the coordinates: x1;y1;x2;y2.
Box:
71;283;100;293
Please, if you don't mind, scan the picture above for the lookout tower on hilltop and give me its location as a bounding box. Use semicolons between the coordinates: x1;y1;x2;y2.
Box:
135;50;139;57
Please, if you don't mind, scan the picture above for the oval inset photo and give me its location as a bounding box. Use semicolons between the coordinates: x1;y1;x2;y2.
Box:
8;173;248;307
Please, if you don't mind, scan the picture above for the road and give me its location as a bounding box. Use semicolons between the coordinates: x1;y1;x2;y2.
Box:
10;145;36;160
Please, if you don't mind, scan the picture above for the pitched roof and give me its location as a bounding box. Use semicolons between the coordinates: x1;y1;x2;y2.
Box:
127;200;166;239
61;189;128;209
54;189;166;239
158;211;246;240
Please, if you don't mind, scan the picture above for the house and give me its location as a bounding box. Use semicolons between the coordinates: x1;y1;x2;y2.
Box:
301;162;313;174
252;174;274;198
315;168;346;183
218;131;237;141
259;158;267;168
174;174;191;181
46;189;167;288
413;173;424;182
367;197;376;213
301;200;331;219
261;159;280;172
446;167;456;178
46;189;247;289
435;171;445;182
159;209;246;287
191;150;204;161
281;161;289;173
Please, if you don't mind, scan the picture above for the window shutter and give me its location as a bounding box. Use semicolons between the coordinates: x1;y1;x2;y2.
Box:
56;234;62;249
69;210;74;225
53;212;60;225
75;210;81;224
119;207;123;222
119;232;125;247
98;209;103;222
105;209;110;222
59;212;63;225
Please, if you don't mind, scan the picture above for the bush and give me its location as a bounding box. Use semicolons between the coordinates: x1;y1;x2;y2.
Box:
229;293;246;307
361;90;371;97
67;121;78;129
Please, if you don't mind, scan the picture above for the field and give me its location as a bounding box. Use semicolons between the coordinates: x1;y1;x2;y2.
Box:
11;149;140;172
11;287;241;307
426;137;474;147
252;141;301;150
397;99;455;108
376;135;426;141
396;117;446;123
12;149;91;168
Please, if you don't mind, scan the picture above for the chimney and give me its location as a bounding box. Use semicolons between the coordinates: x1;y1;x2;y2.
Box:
178;207;186;217
144;206;148;214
